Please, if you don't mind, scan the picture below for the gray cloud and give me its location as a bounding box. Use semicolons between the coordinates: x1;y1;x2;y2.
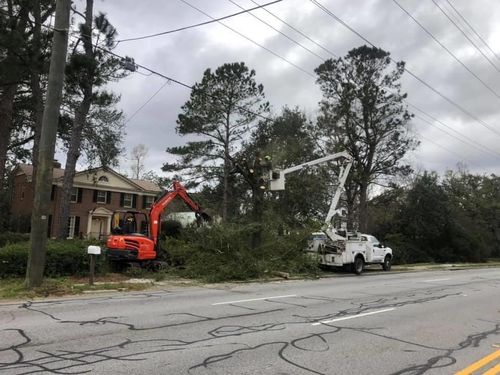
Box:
76;0;500;177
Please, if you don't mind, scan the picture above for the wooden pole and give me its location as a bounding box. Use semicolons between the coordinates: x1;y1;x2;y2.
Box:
26;0;71;288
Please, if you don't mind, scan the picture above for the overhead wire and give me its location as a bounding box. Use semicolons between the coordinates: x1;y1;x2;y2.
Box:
124;79;170;124
243;0;500;160
249;0;337;58
444;0;500;65
1;5;497;163
410;108;500;158
413;129;476;167
115;0;282;44
430;0;500;73
308;0;500;138
227;0;326;61
178;0;315;78
392;0;500;100
0;7;278;125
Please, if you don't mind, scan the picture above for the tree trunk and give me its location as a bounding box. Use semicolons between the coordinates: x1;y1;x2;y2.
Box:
0;84;17;185
30;0;44;184
57;0;94;239
57;100;91;239
26;0;71;288
222;113;231;222
250;185;264;248
358;181;369;233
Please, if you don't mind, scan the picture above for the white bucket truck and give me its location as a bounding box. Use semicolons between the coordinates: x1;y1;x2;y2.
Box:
269;151;393;274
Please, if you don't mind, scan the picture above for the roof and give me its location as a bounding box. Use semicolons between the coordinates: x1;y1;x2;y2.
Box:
16;164;65;179
15;164;162;193
130;178;162;193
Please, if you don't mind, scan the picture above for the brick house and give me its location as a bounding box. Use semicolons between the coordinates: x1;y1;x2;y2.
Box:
10;163;162;239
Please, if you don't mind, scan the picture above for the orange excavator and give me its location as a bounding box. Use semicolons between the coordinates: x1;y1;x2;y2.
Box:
106;180;210;264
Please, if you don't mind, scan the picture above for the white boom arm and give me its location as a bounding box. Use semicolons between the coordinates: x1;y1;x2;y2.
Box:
269;151;353;242
269;151;352;191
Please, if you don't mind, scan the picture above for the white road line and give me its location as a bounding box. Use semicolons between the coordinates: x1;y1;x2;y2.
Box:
312;308;396;326
212;294;297;306
422;278;451;283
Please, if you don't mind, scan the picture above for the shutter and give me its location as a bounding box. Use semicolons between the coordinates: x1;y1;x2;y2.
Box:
50;185;56;201
77;188;83;203
132;194;137;208
106;191;111;204
75;216;80;238
47;215;52;237
142;196;147;209
120;193;124;207
93;190;98;202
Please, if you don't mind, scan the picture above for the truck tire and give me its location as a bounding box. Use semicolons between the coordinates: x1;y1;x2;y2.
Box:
353;256;364;275
382;255;392;271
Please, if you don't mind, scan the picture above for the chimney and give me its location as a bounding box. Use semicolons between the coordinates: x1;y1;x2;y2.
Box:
53;159;62;169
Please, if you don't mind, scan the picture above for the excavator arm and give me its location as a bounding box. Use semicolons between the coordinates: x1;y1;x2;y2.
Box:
149;181;210;246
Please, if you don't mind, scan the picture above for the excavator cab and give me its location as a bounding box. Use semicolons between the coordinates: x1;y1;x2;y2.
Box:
110;210;149;236
106;181;210;264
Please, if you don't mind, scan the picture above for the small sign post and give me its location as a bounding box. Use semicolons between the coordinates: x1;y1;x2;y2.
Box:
87;246;101;286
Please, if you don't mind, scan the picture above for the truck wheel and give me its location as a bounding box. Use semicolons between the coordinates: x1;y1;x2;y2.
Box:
382;255;392;271
353;256;364;275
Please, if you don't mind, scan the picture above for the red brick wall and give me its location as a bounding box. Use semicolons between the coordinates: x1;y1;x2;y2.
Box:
10;178;155;238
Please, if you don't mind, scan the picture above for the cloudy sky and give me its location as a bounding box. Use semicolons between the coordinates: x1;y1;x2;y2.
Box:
75;0;500;177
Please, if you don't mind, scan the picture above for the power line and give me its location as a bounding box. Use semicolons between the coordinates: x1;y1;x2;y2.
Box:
2;5;497;163
444;0;500;65
308;0;500;138
178;0;315;78
413;129;475;166
245;0;499;158
227;0;326;61
115;0;282;44
0;6;277;125
125;79;170;124
392;0;500;100
250;0;337;58
431;0;500;73
410;105;500;159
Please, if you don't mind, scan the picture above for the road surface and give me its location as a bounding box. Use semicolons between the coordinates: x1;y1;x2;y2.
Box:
1;268;499;374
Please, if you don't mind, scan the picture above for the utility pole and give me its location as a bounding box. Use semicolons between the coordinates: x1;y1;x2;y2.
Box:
26;0;71;288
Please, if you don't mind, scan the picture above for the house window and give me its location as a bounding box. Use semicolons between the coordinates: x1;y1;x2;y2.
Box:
96;191;107;204
143;195;155;209
67;216;80;239
123;193;133;208
70;187;78;203
98;176;108;182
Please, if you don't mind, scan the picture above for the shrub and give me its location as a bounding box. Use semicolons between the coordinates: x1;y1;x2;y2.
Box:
161;223;319;282
0;232;30;248
0;239;107;278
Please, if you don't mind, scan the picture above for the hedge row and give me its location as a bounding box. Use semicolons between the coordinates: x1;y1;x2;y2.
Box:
0;239;107;278
0;232;30;248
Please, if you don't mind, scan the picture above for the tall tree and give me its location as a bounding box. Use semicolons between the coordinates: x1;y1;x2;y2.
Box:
57;4;127;239
0;0;30;184
315;45;418;232
241;107;327;226
26;0;70;288
164;62;269;221
130;143;148;179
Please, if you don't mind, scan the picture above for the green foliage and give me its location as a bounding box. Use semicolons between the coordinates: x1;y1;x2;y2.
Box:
315;45;418;231
369;170;499;264
164;62;269;220
0;239;107;278
0;232;30;248
239;107;329;225
161;223;318;282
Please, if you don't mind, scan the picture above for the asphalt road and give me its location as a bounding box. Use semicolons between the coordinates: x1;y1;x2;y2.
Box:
1;268;499;374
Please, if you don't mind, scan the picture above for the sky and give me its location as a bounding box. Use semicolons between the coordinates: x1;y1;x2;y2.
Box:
72;0;500;178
